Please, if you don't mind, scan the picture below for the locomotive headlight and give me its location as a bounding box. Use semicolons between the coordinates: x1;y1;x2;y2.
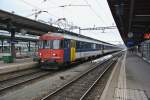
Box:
52;53;56;56
39;53;42;57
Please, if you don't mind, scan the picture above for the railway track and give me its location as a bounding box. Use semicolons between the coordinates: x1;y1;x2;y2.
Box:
0;55;111;95
0;68;41;82
0;57;108;95
81;53;123;100
0;69;52;94
80;59;116;100
41;56;118;100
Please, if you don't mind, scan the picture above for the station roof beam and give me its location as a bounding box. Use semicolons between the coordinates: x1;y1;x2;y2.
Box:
0;10;59;36
107;0;150;47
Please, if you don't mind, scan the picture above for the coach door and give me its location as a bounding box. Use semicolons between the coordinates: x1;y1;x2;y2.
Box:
70;40;76;62
102;45;104;54
64;39;70;62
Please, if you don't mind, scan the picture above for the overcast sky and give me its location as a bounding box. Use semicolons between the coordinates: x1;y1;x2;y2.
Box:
0;0;124;45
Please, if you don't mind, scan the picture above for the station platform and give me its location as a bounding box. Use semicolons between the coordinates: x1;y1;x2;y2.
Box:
100;51;150;100
0;58;37;74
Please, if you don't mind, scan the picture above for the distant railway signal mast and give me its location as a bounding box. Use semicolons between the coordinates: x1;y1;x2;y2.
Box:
80;26;117;33
59;4;90;7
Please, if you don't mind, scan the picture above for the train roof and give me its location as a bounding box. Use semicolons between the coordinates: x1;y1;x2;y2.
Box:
60;31;118;47
44;32;118;47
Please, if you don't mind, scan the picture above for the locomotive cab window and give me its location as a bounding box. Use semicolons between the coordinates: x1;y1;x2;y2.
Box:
52;40;64;49
52;40;60;49
39;40;51;49
39;40;63;49
45;41;51;49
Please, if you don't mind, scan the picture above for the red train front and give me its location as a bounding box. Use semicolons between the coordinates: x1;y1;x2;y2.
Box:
38;32;64;69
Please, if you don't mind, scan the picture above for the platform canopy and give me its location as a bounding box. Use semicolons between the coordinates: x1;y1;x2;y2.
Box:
0;10;74;36
0;34;38;42
107;0;150;47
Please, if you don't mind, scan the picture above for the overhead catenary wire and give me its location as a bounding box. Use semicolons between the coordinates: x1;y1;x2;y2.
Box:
83;0;108;26
18;0;112;31
18;0;59;19
94;0;112;24
18;0;80;29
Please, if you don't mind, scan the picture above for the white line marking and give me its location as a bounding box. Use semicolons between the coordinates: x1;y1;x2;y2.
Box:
100;56;122;100
115;52;127;100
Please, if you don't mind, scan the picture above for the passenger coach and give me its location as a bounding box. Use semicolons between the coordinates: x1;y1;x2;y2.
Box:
38;32;119;69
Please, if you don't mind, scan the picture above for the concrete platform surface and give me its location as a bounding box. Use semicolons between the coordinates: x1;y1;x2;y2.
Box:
100;51;150;100
126;54;150;99
0;58;38;74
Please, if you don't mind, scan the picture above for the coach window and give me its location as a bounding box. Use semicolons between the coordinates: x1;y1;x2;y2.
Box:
76;41;80;49
98;44;101;49
93;44;96;49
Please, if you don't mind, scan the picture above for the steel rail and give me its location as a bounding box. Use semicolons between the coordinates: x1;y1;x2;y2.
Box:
41;56;116;100
79;57;118;100
0;68;41;82
0;71;51;93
